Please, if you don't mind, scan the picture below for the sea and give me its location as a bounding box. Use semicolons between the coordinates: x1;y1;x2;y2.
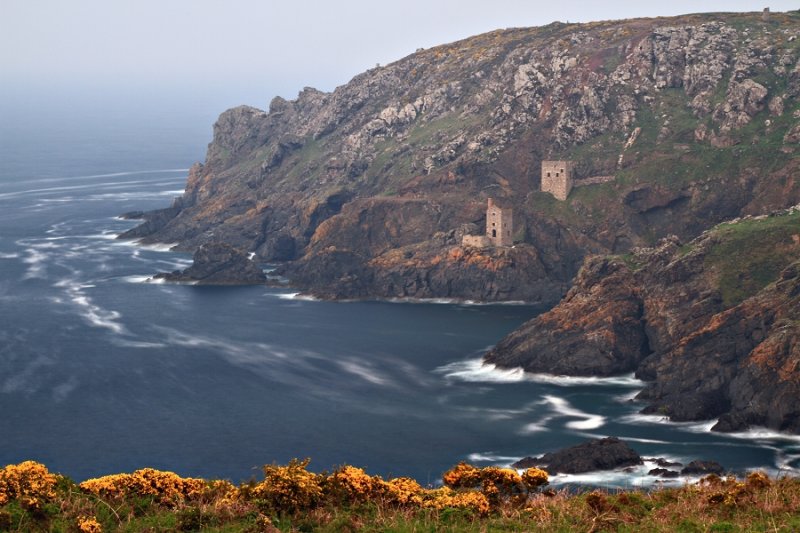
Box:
1;90;798;488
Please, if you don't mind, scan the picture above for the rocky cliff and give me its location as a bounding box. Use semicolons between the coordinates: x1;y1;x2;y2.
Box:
121;10;800;301
485;206;800;433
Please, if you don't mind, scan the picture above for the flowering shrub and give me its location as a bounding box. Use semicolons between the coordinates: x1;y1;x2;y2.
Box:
442;462;482;488
421;486;490;515
442;462;548;507
381;477;424;506
77;515;103;532
0;461;58;510
522;467;549;490
250;459;322;513
323;465;380;503
79;468;205;506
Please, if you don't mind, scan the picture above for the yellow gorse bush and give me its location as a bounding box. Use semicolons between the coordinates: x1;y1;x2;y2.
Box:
381;476;424;506
77;515;103;533
250;458;322;513
522;467;549;490
0;460;58;510
79;468;205;506
0;459;547;520
442;462;549;506
324;465;380;502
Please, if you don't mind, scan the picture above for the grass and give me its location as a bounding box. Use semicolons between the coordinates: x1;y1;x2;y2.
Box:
704;209;800;306
3;461;800;532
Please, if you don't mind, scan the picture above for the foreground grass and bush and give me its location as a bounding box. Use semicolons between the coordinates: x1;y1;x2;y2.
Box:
1;460;799;532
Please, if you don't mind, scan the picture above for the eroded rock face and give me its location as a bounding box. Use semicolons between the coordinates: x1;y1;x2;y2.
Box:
488;207;800;433
485;256;648;375
121;13;800;302
155;243;266;285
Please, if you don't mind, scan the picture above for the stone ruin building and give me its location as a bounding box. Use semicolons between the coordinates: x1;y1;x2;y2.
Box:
462;198;513;248
541;160;573;201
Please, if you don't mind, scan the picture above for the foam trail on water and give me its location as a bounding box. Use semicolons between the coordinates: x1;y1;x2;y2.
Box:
59;279;128;335
436;358;643;387
274;292;318;301
22;248;49;279
436;358;527;383
542;395;606;430
467;452;523;464
15;168;189;185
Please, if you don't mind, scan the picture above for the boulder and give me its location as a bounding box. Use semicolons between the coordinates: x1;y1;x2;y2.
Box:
154;243;266;285
512;437;643;474
680;460;725;476
648;468;680;478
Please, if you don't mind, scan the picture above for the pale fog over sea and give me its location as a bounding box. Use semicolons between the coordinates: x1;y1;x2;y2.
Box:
1;89;798;486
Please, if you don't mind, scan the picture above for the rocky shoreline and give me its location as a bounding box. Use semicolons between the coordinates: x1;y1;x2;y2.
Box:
486;208;800;434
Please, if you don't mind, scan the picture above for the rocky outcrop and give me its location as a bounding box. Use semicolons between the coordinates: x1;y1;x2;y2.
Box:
120;12;800;301
488;207;800;433
485;256;648;375
155;243;266;285
512;437;643;474
680;461;725;476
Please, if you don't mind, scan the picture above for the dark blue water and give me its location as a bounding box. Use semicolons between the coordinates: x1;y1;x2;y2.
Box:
1;100;798;487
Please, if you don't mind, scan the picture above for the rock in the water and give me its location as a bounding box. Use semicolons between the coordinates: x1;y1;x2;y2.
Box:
155;243;266;285
648;458;683;468
680;460;725;476
512;437;643;474
648;468;680;478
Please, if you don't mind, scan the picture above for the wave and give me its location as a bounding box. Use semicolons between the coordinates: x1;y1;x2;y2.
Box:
436;358;644;387
124;240;179;252
722;427;800;444
120;275;153;283
620;413;718;433
274;292;318;301
386;297;531;306
0;252;19;259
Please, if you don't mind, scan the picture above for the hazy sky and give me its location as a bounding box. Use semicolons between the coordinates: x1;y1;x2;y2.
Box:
2;1;798;111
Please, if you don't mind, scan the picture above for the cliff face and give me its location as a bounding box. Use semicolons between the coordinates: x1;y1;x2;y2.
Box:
123;11;800;300
485;207;800;433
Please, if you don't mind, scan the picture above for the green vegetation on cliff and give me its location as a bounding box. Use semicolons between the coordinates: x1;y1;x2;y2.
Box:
2;460;800;532
124;10;800;304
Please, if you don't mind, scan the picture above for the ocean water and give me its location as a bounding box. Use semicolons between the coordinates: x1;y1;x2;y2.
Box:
1;99;798;488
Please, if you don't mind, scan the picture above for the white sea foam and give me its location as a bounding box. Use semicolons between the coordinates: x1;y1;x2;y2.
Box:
437;358;528;383
620;413;718;434
0;252;19;259
467;452;524;464
337;360;390;386
275;292;318;301
436;358;644;387
59;280;128;335
728;427;800;443
131;241;179;252
22;248;49;279
542;395;606;430
386;297;529;306
111;339;168;349
121;275;152;283
0;173;187;200
20;168;189;185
